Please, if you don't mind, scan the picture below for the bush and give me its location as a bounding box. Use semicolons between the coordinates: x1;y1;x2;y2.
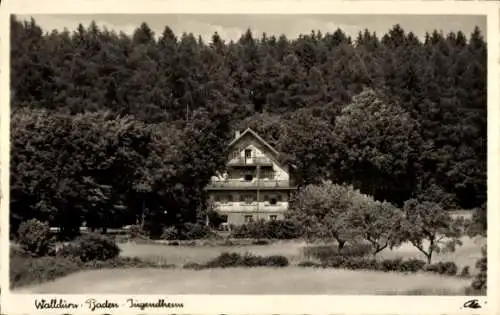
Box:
17;219;53;257
203;252;289;268
84;257;175;269
302;243;372;262
399;259;427;273
58;234;120;262
469;247;486;294
128;224;147;238
78;234;120;262
424;261;458;276
230;219;302;239
161;226;178;240
298;261;323;268
183;262;205;270
460;266;471;278
56;243;82;258
181;223;212;240
262;255;289;267
252;239;270;245
10;254;82;288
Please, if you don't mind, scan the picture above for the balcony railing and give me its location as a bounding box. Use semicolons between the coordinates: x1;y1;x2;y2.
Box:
227;156;273;166
206;179;296;190
216;203;288;212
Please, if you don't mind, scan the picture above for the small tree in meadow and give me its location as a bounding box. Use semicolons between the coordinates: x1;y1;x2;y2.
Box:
401;199;463;264
288;181;362;249
350;196;404;257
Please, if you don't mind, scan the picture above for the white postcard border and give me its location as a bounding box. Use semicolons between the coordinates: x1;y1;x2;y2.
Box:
1;1;498;314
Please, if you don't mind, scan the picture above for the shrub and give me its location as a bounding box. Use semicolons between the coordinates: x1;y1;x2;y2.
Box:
469;247;486;294
17;219;53;257
64;234;120;262
10;254;82;288
262;255;289;267
56;243;82;258
183;262;205;270
302;243;372;262
84;257;175;269
230;219;302;239
128;224;147;238
399;259;426;273
424;261;458;276
298;261;323;268
252;239;270;245
183;223;212;240
203;252;289;268
460;266;471;278
161;226;179;240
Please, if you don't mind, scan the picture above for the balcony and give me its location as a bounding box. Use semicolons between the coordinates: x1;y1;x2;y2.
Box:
216;202;288;212
227;156;273;167
206;179;296;191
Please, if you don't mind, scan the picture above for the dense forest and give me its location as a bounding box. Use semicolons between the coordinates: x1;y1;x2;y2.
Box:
10;15;486;237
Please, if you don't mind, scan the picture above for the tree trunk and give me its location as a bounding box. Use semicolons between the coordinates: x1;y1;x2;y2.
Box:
337;240;346;250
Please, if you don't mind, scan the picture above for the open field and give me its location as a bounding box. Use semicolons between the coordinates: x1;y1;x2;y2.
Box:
15;267;471;295
117;236;485;273
12;236;483;295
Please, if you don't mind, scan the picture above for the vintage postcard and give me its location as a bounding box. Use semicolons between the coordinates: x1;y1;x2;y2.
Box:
0;0;498;314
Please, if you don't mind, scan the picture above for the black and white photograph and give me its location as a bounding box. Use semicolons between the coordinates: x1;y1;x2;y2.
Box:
0;1;498;314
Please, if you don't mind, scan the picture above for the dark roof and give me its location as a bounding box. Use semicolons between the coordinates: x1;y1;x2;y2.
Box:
228;128;280;156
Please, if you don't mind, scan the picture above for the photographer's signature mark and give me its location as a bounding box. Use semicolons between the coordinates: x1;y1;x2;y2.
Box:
463;299;484;309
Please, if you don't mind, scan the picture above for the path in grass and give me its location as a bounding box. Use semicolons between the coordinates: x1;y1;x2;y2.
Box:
15;267;471;295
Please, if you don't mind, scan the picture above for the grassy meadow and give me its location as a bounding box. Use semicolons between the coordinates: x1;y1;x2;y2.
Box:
14;235;484;295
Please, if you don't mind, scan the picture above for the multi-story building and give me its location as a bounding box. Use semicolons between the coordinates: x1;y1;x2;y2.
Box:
206;128;297;226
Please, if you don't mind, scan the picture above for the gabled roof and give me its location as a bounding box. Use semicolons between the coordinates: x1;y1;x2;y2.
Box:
228;128;280;156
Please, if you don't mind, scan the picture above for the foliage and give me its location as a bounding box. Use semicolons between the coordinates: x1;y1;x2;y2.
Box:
182;252;289;269
424;261;458;276
333;88;421;205
349;197;404;256
230;219;302;239
469;246;486;294
204;252;289;268
58;233;121;262
297;261;323;268
288;181;362;248
10;253;82;288
401;199;463;264
161;226;179;240
10;16;486;221
459;266;471;278
468;204;487;237
17;219;53;257
10;245;174;288
302;243;373;261
178;223;213;240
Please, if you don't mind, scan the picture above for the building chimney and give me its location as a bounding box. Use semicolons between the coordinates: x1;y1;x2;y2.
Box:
235;130;241;139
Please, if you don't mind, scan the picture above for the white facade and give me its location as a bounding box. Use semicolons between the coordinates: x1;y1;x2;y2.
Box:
206;128;296;226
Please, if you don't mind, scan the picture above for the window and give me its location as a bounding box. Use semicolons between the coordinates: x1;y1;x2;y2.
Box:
270;215;277;221
245;149;252;159
227;195;233;202
261;168;274;179
239;194;245;202
244;174;253;181
270;197;278;205
214;195;220;202
244;215;254;223
245;195;254;204
263;195;270;202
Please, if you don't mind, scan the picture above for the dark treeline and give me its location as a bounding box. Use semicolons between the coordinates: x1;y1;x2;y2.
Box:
10;15;486;236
